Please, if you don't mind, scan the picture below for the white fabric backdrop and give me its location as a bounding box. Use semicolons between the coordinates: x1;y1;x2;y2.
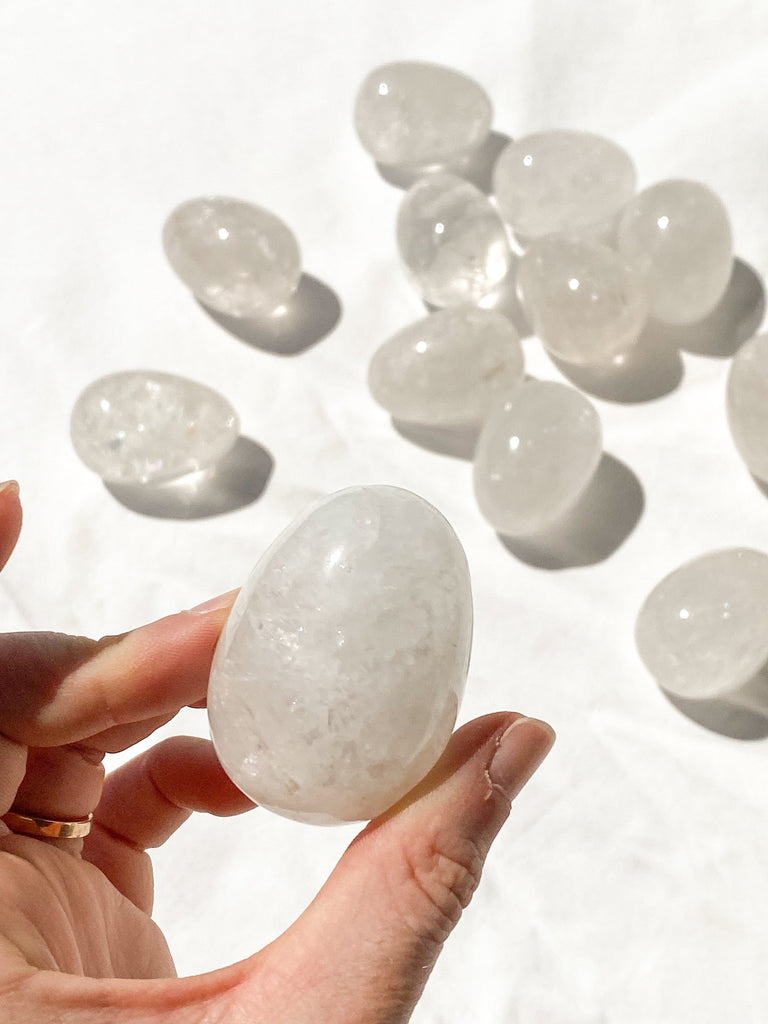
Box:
2;2;768;1021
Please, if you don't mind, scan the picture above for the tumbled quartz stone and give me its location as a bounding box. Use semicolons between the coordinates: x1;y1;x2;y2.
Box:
727;333;768;482
163;196;301;318
492;130;636;240
617;179;732;325
473;380;602;536
71;370;239;485
635;548;768;700
208;485;472;825
354;61;492;167
517;235;648;366
368;306;524;425
397;174;512;307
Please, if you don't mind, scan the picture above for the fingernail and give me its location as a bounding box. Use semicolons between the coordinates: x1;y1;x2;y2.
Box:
488;717;556;801
0;480;20;497
189;588;240;615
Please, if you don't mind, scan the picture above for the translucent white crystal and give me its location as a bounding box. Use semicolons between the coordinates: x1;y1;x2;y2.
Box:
473;380;602;536
726;333;768;482
616;179;732;325
208;485;472;825
517;235;648;365
163;196;301;318
397;174;512;307
368;306;524;425
635;548;768;700
71;371;239;485
492;130;636;240
354;61;492;167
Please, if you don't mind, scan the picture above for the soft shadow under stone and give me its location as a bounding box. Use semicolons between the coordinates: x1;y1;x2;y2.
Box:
643;258;765;359
376;131;513;193
199;273;341;355
392;418;480;460
105;436;273;519
662;665;768;740
499;453;644;569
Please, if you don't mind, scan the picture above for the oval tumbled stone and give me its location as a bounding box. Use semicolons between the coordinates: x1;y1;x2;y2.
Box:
354;61;492;166
397;174;512;307
368;306;524;425
163;196;302;318
208;485;472;825
727;333;768;482
635;548;768;700
473;380;602;536
71;370;239;484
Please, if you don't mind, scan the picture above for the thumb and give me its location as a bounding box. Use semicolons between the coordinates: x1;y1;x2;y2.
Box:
249;712;555;1024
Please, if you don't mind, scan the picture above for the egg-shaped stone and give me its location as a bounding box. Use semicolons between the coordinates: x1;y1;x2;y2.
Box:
163;196;302;318
208;485;472;825
635;548;768;700
473;380;602;536
354;61;492;167
71;370;240;485
397;173;512;307
727;333;768;482
492;130;636;241
617;179;732;325
368;306;524;425
517;235;648;365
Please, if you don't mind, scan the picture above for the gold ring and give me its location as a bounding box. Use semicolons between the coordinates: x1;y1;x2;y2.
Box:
2;810;93;839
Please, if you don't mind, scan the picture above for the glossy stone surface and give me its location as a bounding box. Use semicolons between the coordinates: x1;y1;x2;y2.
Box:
636;548;768;700
354;61;492;167
617;179;732;325
368;306;524;425
163;196;301;317
208;485;472;825
517;235;648;365
473;380;602;536
727;333;768;482
71;371;240;485
397;174;512;307
492;130;636;240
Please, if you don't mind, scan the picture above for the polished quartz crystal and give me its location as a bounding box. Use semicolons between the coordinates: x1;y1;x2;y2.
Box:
208;485;472;824
163;196;302;317
517;235;648;365
492;130;636;240
635;548;768;700
397;174;512;307
617;179;732;324
354;61;492;167
473;380;602;536
368;306;524;424
71;371;239;484
726;333;768;482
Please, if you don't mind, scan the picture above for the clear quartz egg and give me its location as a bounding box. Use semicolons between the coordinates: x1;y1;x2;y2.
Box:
354;61;492;167
396;173;512;307
492;130;636;241
726;332;768;482
368;306;524;425
163;196;302;318
616;179;732;325
472;380;602;536
517;235;648;365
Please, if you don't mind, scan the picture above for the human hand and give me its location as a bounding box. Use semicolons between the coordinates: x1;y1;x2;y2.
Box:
0;480;555;1023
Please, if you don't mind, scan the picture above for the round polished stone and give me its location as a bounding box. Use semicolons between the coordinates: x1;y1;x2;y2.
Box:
71;370;239;484
163;196;301;318
473;380;602;536
726;333;768;482
636;548;768;700
492;130;636;240
368;306;524;425
517;235;648;365
617;179;732;325
354;61;492;167
397;173;512;307
208;485;472;825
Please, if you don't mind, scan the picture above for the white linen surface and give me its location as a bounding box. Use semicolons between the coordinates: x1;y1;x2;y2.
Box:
2;3;768;1021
